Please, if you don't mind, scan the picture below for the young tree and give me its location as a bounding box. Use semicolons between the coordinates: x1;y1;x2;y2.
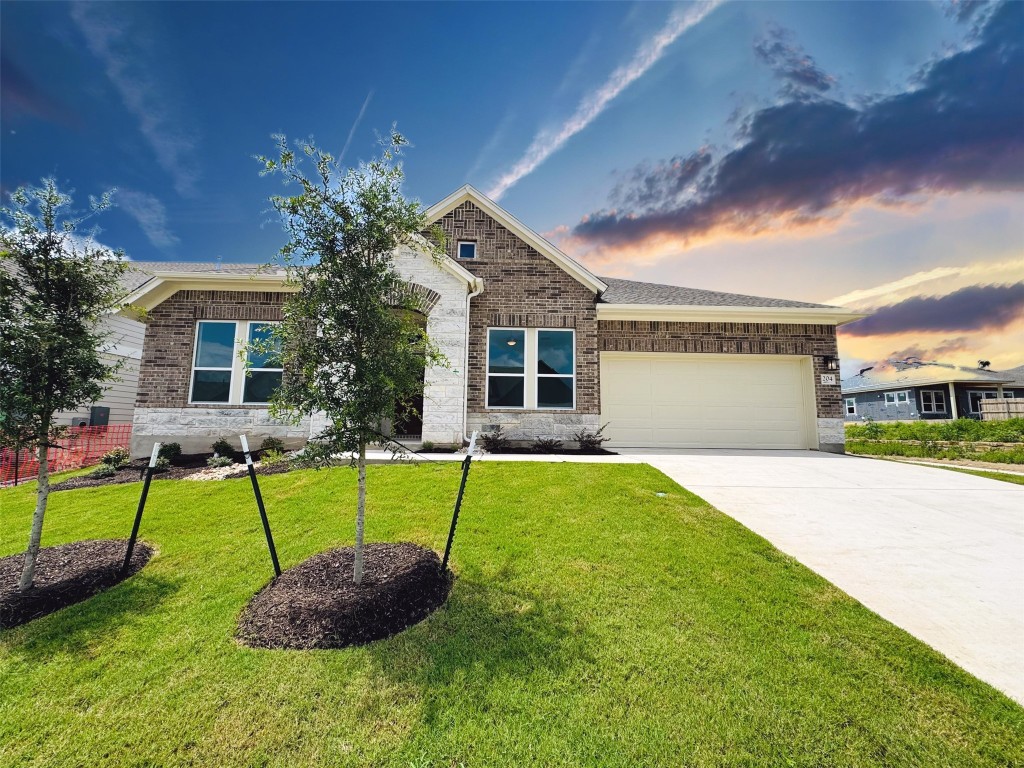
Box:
257;131;446;585
0;179;129;590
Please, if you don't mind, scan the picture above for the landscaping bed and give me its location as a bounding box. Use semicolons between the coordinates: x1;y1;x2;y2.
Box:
50;453;298;491
0;539;153;628
237;542;452;650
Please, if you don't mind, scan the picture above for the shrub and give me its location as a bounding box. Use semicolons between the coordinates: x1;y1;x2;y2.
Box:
531;437;563;453
421;440;435;451
158;442;182;463
260;436;285;453
211;438;234;457
90;463;117;479
207;455;233;468
574;424;610;453
479;426;512;454
153;456;171;473
260;449;286;465
846;417;1024;443
100;446;130;468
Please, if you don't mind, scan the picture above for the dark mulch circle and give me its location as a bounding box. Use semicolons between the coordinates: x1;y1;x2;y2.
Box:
0;539;154;629
237;542;452;650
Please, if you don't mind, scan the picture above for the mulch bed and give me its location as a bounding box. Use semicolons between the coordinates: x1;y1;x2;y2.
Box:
0;539;154;629
237;542;452;650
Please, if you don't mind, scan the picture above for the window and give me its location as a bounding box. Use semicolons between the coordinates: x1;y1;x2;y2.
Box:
920;390;946;414
486;328;575;410
884;391;909;405
968;390;997;414
844;398;856;416
243;322;283;404
537;330;574;409
487;329;525;408
457;241;477;259
190;320;281;405
191;321;236;403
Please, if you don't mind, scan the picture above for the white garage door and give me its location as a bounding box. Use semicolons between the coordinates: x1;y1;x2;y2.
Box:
600;353;812;449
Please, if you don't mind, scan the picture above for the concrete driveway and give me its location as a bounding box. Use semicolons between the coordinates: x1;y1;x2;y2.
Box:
635;450;1024;705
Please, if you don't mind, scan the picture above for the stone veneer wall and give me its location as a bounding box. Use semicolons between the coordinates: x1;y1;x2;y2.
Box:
599;320;844;452
430;201;601;441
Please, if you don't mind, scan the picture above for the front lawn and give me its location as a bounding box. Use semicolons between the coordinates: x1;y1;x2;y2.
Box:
1;463;1021;766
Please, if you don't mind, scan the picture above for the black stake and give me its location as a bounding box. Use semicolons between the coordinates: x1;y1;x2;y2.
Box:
122;442;159;576
442;432;477;571
241;435;281;577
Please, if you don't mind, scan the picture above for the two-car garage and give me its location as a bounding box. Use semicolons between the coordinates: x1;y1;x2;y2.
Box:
600;353;817;449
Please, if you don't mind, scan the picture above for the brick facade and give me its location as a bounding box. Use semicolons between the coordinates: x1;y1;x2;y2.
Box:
598;320;843;420
430;201;601;418
136;290;287;409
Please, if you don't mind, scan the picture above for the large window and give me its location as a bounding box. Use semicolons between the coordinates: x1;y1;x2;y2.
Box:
190;321;281;405
920;390;946;414
486;328;575;410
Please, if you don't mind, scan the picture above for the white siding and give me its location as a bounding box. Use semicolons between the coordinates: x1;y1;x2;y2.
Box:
55;314;145;426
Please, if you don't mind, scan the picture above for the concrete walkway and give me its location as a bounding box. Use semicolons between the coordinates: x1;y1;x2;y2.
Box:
637;449;1024;704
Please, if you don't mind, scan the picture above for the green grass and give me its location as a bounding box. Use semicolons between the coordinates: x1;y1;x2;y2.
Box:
846;439;1024;464
1;464;1021;767
846;417;1024;443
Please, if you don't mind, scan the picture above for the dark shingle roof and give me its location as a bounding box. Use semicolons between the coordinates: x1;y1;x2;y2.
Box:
597;276;835;309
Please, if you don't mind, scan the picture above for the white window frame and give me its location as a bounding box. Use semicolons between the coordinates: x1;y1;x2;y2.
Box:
456;240;477;260
884;390;909;405
967;390;998;414
844;397;856;416
189;320;238;405
189;320;281;406
242;321;284;405
920;390;946;414
484;327;576;411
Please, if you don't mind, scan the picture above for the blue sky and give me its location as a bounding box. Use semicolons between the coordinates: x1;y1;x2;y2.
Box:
2;1;1022;375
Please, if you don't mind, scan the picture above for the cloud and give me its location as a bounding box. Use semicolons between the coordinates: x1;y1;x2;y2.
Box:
486;1;721;200
70;4;200;197
338;89;374;164
753;26;835;98
840;282;1024;336
570;1;1024;253
116;188;178;249
0;54;78;127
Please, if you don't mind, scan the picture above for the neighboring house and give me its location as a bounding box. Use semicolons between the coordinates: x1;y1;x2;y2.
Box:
121;185;863;456
841;361;1024;421
55;311;145;428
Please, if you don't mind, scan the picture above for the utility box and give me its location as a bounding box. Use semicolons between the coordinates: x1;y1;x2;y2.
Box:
89;406;110;426
71;417;89;428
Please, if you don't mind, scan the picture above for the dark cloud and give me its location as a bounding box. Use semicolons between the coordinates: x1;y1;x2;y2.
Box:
841;282;1024;337
0;55;78;128
754;26;835;98
573;1;1024;248
609;149;713;211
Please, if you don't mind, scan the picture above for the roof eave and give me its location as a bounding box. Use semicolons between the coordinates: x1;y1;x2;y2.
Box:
596;303;867;325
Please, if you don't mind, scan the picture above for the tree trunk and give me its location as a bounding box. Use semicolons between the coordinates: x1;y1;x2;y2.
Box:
353;440;366;585
19;440;50;591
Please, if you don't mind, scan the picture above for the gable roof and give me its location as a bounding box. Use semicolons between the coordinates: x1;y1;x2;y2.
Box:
424;185;607;294
598;276;834;309
841;361;1021;394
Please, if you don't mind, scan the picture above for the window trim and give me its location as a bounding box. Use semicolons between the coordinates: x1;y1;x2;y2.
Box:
844;397;856;416
484;327;576;411
456;240;477;260
189;320;238;405
189;320;282;406
920;389;946;414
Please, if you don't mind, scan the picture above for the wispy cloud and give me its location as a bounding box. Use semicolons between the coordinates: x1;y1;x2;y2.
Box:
116;188;179;249
753;25;836;99
70;4;200;197
486;1;721;200
338;89;374;164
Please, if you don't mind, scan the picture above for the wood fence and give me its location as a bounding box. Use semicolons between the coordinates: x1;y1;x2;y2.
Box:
981;399;1024;421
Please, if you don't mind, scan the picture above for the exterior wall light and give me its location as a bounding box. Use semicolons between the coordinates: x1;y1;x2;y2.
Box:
821;355;840;372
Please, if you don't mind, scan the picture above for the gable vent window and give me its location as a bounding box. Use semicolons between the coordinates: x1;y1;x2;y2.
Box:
457;241;477;259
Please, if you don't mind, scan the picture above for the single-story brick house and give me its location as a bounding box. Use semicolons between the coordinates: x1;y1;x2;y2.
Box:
121;186;863;456
841;361;1024;421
